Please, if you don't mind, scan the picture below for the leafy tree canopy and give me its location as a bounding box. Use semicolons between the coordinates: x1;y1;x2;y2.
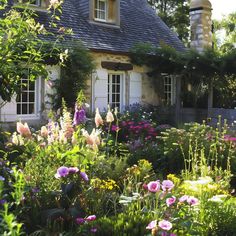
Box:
147;0;190;44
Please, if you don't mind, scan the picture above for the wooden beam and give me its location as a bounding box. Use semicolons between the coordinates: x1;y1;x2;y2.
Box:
101;61;133;71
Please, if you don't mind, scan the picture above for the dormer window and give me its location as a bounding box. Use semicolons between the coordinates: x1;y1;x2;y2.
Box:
29;0;41;7
90;0;120;26
14;0;49;9
95;0;107;21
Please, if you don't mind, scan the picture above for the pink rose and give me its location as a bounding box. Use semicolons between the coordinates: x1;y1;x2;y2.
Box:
162;180;174;192
146;220;157;230
158;220;172;231
147;181;160;193
166;196;176;207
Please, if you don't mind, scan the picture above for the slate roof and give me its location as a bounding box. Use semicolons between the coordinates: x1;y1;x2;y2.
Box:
9;0;186;53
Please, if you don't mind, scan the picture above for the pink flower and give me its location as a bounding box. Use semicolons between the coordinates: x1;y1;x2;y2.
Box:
85;215;96;222
16;122;31;138
162;180;174;192
166;196;176;207
106;110;114;123
158;220;172;231
179;195;188;203
95;108;103;127
147;181;160;193
82;129;101;150
187;196;199;206
146;220;157;229
76;217;85;224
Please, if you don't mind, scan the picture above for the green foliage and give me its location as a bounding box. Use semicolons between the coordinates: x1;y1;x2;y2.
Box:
0;0;66;102
147;0;190;44
55;42;94;109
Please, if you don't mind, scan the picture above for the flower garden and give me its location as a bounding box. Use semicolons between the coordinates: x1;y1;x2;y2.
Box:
0;98;236;236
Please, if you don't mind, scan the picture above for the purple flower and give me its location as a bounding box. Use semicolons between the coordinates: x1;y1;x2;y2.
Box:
55;166;69;179
0;199;7;205
90;227;97;233
85;215;96;222
68;167;79;174
146;220;157;229
32;187;40;193
179;195;188;203
80;172;89;182
158;220;172;231
76;217;85;225
73;106;86;126
0;176;5;181
166;196;176;207
147;181;160;193
187;196;199;206
162;180;174;192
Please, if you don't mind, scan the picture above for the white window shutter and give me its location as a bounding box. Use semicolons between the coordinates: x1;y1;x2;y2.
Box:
129;72;142;105
93;69;108;111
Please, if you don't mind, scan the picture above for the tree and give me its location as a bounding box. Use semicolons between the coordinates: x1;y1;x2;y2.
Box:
213;12;236;53
147;0;190;44
0;0;66;103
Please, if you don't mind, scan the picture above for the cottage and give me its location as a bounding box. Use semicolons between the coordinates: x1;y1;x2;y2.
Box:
0;0;213;124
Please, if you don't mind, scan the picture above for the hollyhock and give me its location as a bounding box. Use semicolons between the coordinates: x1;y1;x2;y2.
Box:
17;122;31;138
146;220;157;229
187;196;199;206
85;215;96;221
95;108;103;127
166;196;176;207
162;180;174;192
158;220;172;231
55;166;69;178
106;109;114;123
147;181;160;193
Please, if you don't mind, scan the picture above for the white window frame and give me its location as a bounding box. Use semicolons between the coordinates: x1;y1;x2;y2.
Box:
108;72;125;111
16;77;42;119
94;0;107;22
163;75;176;106
29;0;41;7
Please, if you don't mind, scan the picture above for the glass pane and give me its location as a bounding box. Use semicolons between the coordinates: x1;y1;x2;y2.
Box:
29;104;35;114
29;92;35;102
17;104;21;115
22;104;28;114
29;81;35;90
22;92;28;102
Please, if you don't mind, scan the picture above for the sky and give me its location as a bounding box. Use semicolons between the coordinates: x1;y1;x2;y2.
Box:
210;0;236;20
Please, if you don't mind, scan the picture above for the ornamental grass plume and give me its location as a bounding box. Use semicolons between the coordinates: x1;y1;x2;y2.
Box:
95;108;103;127
16;122;31;138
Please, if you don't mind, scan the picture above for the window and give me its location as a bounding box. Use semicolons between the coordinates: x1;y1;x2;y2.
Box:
29;0;41;6
16;77;36;115
108;73;123;110
14;0;48;9
94;0;107;21
164;76;176;106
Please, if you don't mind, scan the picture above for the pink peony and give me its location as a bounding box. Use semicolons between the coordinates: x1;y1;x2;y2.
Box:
158;220;172;231
146;220;157;230
147;181;160;193
162;180;174;192
166;196;176;207
187;196;199;206
95;108;103;127
16;122;31;138
85;215;96;222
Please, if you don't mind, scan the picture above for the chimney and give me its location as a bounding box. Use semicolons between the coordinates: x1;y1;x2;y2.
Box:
190;0;212;52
